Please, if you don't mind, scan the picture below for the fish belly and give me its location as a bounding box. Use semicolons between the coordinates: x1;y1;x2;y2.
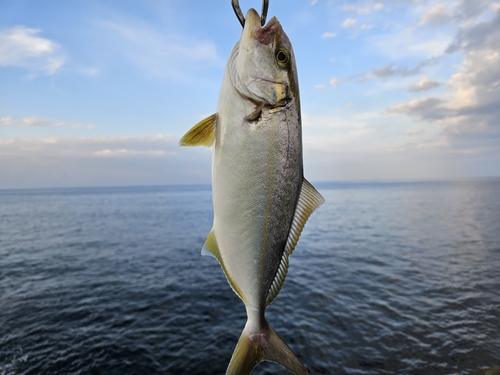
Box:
212;79;302;311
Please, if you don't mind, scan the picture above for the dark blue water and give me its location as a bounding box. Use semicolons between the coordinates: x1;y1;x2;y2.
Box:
1;180;499;375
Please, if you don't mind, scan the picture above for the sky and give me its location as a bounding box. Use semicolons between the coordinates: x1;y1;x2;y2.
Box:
1;0;499;189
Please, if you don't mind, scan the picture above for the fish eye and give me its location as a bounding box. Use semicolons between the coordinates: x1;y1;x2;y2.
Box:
275;49;290;68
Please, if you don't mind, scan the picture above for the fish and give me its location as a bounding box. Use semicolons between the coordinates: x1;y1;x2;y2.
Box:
180;7;324;375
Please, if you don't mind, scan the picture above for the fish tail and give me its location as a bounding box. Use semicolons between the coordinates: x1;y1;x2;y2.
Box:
225;319;308;375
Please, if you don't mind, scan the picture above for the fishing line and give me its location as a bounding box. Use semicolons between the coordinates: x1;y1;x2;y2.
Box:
231;0;269;27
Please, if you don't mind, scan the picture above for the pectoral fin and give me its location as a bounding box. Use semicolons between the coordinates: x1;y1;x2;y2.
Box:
266;178;325;306
179;113;216;147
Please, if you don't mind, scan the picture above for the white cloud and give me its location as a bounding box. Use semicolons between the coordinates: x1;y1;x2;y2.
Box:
444;48;500;131
0;116;95;130
342;3;384;14
79;67;99;76
322;32;337;38
372;65;396;77
314;83;326;88
1;116;50;127
302;112;380;145
0;135;176;158
408;77;441;92
342;5;368;15
404;127;425;136
102;20;223;81
455;0;492;25
341;18;357;28
94;149;169;157
0;134;212;188
389;51;499;135
387;97;445;121
446;8;500;53
419;5;453;27
361;59;439;82
0;25;66;75
301;107;498;181
300;111;473;181
387;136;450;152
387;9;500;135
370;30;452;59
329;78;340;86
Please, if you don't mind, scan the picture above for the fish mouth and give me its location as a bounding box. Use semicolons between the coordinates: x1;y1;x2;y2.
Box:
273;95;292;108
255;16;280;45
244;9;281;45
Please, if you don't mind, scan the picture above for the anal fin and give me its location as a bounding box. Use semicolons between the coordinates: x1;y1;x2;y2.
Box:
201;229;222;261
202;229;245;303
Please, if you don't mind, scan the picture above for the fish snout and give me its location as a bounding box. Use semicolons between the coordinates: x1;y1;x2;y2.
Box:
244;8;262;38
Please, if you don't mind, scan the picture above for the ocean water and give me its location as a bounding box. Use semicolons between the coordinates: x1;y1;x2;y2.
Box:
1;179;499;375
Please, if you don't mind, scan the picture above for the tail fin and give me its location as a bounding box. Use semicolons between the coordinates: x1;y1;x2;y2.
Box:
225;320;308;375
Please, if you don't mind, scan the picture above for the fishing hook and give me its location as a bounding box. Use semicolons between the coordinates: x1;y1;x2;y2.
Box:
231;0;269;28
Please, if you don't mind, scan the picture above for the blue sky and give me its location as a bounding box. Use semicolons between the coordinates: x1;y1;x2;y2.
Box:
1;0;499;189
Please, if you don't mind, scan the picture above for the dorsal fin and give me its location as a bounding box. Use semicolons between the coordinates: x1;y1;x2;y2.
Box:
202;229;245;303
266;178;325;306
179;113;216;147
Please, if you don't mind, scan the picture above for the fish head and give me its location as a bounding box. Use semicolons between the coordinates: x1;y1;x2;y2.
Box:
233;8;298;108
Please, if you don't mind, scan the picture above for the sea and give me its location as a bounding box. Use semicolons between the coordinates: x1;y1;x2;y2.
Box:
1;179;499;375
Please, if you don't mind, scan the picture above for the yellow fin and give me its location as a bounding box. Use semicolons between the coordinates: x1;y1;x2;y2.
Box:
201;229;222;262
266;178;325;306
179;113;216;147
226;320;308;375
202;229;245;303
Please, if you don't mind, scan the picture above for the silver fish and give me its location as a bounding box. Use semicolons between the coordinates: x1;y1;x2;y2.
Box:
180;8;324;375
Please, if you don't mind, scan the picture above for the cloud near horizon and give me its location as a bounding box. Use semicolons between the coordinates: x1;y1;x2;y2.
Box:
1;0;499;189
1;116;96;129
300;1;500;181
0;135;212;189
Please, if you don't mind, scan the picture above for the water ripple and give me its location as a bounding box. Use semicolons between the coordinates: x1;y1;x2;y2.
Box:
1;181;499;374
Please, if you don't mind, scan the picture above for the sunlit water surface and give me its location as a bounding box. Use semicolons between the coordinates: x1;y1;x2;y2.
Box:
1;180;499;374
